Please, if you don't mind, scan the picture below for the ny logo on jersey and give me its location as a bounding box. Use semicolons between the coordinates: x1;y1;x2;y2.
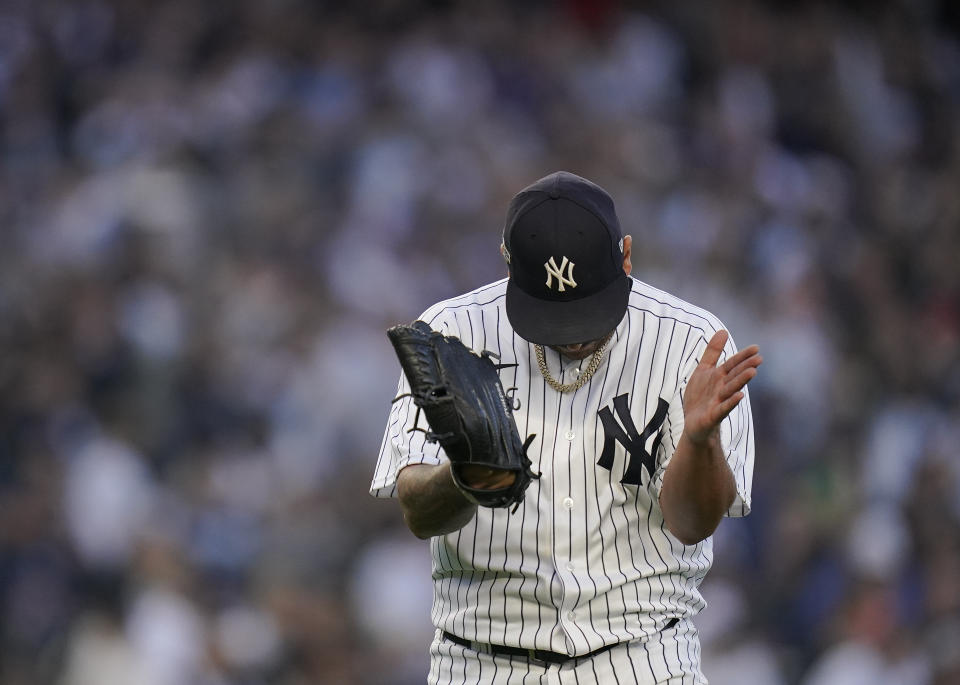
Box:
597;395;669;485
544;256;577;292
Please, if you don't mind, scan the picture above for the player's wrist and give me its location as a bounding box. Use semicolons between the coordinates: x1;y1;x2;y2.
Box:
457;464;518;489
681;427;721;450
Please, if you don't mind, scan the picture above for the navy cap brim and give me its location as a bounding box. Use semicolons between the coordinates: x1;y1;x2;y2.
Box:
506;272;632;346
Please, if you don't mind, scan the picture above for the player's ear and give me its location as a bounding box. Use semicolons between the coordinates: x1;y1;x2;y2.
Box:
621;235;632;276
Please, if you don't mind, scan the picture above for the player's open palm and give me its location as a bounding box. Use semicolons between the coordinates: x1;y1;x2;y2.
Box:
682;330;762;445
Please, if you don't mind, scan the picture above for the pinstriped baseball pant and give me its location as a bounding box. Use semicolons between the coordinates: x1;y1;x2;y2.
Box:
427;619;706;684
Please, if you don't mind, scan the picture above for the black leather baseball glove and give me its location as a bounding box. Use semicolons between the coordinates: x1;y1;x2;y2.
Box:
387;320;539;511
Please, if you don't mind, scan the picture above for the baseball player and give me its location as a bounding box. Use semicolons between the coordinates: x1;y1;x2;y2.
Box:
371;171;761;684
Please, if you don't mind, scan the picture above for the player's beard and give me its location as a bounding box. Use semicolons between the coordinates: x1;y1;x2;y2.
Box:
550;331;614;361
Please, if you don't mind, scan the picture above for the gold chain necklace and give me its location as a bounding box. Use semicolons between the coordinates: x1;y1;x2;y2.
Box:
535;338;609;393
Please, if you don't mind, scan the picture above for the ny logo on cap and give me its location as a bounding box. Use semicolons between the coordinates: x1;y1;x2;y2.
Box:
544;256;577;292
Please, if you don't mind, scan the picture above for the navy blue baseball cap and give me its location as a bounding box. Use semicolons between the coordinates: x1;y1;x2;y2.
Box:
503;171;631;346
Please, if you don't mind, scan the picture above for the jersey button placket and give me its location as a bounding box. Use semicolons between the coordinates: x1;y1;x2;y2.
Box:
557;493;579;640
554;394;583;651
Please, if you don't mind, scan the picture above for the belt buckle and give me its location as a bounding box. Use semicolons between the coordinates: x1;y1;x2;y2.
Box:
526;648;552;666
471;640;493;655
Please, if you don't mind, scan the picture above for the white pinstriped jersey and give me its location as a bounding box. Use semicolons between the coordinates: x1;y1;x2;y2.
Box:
371;276;754;659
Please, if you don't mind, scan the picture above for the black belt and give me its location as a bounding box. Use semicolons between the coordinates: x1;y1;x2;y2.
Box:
443;617;679;665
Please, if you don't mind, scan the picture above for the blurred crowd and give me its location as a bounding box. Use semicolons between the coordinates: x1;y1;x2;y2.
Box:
1;0;959;683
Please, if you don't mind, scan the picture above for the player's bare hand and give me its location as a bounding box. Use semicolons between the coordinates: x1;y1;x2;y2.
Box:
682;330;761;446
457;464;517;490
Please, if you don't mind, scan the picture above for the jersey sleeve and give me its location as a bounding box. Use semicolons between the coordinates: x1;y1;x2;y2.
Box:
648;330;755;518
369;307;455;499
369;372;445;498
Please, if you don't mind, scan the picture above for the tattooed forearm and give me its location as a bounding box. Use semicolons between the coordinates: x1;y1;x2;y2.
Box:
396;463;478;539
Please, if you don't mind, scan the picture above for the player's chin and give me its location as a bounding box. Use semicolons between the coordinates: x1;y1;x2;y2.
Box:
551;344;599;360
